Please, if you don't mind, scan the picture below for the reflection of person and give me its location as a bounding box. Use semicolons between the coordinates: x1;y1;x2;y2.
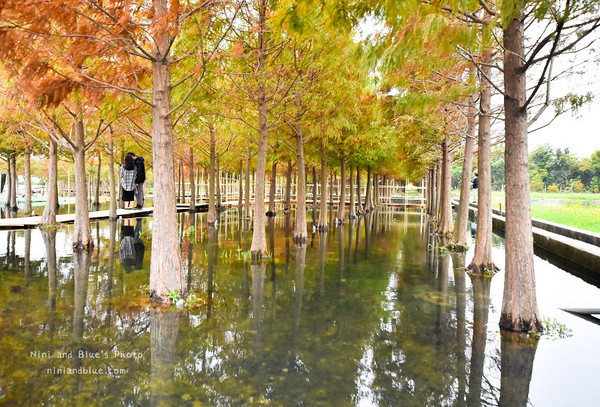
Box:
120;154;137;209
129;153;146;209
134;218;145;269
120;218;146;273
472;172;479;203
119;220;136;273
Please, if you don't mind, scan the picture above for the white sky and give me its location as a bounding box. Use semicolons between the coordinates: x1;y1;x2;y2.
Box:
528;72;600;159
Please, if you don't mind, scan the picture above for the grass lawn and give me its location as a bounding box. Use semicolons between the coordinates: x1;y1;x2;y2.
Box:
531;201;600;234
453;190;600;233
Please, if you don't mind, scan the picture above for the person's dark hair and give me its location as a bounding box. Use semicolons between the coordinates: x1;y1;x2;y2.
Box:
127;152;136;158
475;172;478;176
125;154;135;170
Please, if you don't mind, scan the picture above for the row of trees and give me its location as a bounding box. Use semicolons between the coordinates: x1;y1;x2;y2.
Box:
1;1;599;335
0;1;422;304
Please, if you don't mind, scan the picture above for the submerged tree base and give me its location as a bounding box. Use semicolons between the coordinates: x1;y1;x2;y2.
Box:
448;242;468;252
73;241;95;251
500;313;544;333
149;289;168;304
293;235;308;244
467;263;499;276
251;250;268;260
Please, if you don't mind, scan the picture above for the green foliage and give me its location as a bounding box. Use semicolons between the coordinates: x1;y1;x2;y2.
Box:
167;290;181;303
533;317;573;340
184;293;203;308
183;226;197;243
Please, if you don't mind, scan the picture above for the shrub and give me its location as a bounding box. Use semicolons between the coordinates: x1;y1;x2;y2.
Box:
548;184;560;193
571;179;585;192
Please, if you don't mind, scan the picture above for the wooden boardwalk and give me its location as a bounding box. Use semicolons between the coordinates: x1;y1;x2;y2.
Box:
0;208;154;230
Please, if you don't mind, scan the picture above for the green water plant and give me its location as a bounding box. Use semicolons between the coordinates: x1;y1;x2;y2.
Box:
531;318;573;340
167;290;181;303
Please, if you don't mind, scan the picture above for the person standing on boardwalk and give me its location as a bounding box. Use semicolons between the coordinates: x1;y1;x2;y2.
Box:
130;153;146;209
472;172;479;203
120;154;137;209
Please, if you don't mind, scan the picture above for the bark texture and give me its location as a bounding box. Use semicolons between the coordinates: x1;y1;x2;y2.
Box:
348;166;356;219
500;16;542;333
41;139;58;226
468;53;496;274
364;166;373;213
337;159;346;222
436;136;454;236
72;120;93;249
293;99;308;242
108;136;117;221
9;155;17;211
284;160;292;212
267;161;277;216
250;0;268;258
244;146;251;218
451;89;477;250
149;0;183;302
24;145;32;214
317;144;328;232
208;124;217;225
94;153;101;209
189;148;196;211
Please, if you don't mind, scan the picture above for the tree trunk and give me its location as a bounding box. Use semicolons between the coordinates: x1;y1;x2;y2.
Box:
216;158;222;208
245;146;251;218
5;157;11;209
312;166;317;209
349;166;356;219
180;160;186;204
41;139;58;226
267;161;277;216
250;0;268;258
317;144;328;232
93;152;101;209
468;52;496;273
364;166;372;213
500;15;542;333
208;124;217;225
177;166;181;203
189;148;196;211
329;170;334;208
337;158;346;222
72;119;93;249
498;333;539;407
451;88;477;250
108;136;117;221
467;276;491;406
285;160;292;212
437;135;453;236
24;145;32;214
149;0;183;302
150;308;181;407
293;94;308;242
9;155;17;211
435;160;442;219
238;159;244;207
373;173;379;207
356;166;362;214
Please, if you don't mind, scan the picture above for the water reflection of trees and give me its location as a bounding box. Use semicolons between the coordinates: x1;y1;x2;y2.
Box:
0;210;541;405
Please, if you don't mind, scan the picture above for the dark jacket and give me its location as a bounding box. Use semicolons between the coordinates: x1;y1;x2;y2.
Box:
472;177;479;189
135;156;146;184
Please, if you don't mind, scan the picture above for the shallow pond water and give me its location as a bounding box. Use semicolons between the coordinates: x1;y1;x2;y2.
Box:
0;208;598;406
